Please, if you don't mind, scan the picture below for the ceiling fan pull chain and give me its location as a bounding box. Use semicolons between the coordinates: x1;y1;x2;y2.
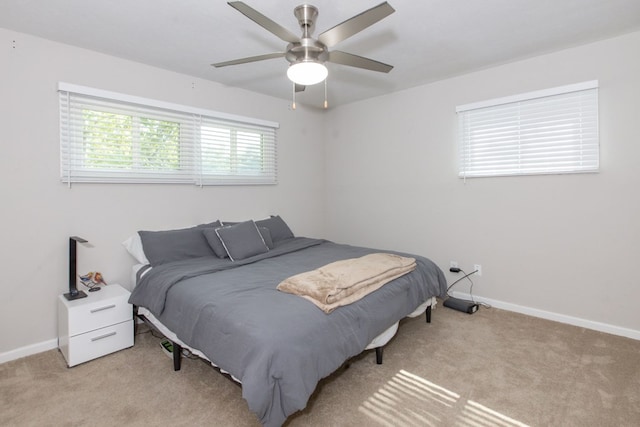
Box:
292;81;297;110
324;78;328;109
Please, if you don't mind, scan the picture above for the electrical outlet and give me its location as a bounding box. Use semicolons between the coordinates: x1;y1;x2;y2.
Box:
474;264;482;276
450;261;458;269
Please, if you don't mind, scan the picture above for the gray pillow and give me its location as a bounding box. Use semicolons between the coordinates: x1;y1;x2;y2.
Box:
203;227;230;258
255;215;294;242
258;226;274;249
207;225;272;255
196;220;222;228
215;220;269;261
139;227;215;266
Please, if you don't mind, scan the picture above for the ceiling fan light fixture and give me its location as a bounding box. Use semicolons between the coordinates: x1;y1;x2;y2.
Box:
287;61;328;86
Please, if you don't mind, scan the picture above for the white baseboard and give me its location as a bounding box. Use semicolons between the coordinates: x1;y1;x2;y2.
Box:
3;295;639;365
451;291;640;341
0;338;58;365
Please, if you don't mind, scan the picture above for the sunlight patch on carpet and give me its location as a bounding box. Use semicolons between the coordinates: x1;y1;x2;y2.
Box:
457;400;529;427
358;369;529;427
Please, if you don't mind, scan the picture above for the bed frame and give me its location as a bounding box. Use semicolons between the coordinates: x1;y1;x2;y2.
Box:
134;304;432;371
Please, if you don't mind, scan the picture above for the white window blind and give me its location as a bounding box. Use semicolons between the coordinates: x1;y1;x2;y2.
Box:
59;83;278;185
198;117;277;186
456;81;599;178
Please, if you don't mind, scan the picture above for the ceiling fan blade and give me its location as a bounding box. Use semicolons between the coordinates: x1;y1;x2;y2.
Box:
318;2;395;48
328;50;393;73
212;52;284;68
295;84;306;93
228;1;299;43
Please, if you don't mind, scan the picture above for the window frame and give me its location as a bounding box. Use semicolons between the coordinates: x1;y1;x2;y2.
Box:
456;81;599;179
59;82;279;186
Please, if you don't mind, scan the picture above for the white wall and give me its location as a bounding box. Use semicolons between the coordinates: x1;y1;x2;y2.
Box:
325;31;640;338
0;28;327;358
3;26;640;362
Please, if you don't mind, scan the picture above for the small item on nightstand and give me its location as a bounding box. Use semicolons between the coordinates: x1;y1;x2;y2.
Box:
79;271;107;292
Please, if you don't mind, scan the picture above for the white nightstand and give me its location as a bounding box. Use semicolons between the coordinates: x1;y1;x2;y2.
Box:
58;284;134;367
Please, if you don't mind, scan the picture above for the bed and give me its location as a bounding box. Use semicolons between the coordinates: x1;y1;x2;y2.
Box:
126;217;447;427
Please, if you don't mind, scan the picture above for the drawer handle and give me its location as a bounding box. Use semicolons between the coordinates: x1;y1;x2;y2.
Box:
90;304;116;313
91;331;117;342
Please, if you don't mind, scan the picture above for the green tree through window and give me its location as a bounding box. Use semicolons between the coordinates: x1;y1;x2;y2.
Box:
82;110;180;171
200;127;264;175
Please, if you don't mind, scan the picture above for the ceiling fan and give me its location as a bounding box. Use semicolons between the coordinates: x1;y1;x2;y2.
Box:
212;1;396;100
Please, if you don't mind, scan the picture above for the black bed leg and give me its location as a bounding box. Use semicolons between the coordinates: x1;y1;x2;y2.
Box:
133;307;137;336
426;305;432;323
375;347;383;365
173;342;182;371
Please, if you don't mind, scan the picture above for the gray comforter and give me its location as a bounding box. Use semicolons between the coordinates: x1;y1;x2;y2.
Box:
129;237;447;427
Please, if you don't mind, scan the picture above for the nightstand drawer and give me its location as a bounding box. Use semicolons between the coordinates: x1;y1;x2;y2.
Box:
67;290;131;336
66;319;133;367
58;284;134;367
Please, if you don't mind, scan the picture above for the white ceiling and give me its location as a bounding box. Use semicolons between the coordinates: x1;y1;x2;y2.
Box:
2;0;640;109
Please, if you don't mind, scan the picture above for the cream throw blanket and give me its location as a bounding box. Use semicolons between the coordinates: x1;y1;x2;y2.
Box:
277;253;416;313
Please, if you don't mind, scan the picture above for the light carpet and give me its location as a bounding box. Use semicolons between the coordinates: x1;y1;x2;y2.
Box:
2;304;639;426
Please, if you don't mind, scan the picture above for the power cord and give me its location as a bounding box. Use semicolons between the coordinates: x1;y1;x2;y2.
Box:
446;268;477;297
179;347;200;360
447;268;492;309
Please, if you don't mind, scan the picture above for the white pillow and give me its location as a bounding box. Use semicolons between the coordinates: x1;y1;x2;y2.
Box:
122;233;150;265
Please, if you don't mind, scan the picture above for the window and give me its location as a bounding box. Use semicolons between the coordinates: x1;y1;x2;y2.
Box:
59;83;278;185
456;81;599;178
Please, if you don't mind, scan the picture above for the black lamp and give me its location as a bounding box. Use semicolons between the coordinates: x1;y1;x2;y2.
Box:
64;236;89;300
